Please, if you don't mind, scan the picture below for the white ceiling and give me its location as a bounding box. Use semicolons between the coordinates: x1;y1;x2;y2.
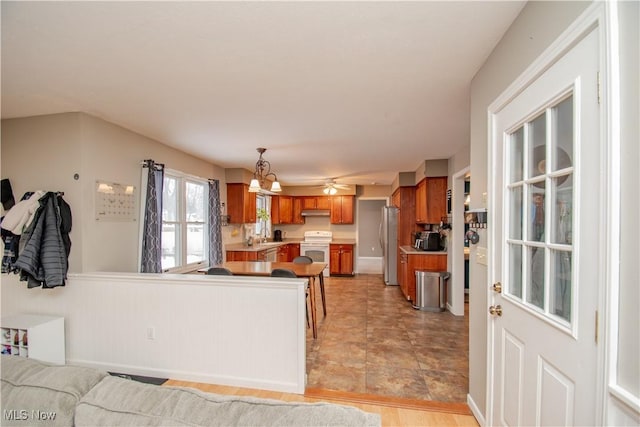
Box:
1;1;525;186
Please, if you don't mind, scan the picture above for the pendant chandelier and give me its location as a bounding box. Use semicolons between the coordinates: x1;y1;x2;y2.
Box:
248;148;282;193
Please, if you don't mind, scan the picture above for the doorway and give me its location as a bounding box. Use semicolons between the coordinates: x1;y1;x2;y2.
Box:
449;167;470;316
355;198;387;274
305;196;471;404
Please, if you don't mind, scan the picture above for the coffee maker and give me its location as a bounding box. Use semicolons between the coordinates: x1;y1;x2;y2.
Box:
414;231;441;251
273;229;283;242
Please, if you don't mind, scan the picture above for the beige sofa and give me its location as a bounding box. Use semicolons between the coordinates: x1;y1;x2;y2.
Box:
1;356;380;426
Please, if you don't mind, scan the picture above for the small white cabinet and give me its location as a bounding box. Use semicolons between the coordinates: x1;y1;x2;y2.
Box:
1;314;65;365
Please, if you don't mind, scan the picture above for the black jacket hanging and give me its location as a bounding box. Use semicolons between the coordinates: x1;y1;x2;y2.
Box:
13;192;71;288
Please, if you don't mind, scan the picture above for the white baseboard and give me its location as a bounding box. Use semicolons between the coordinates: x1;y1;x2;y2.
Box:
71;359;302;394
356;257;383;274
467;393;485;426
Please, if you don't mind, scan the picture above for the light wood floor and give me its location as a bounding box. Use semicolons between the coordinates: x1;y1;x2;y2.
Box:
165;379;479;427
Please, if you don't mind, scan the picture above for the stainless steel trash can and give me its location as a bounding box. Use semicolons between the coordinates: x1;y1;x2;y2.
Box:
413;271;450;312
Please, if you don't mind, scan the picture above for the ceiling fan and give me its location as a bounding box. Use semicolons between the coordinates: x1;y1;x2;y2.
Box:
317;179;351;195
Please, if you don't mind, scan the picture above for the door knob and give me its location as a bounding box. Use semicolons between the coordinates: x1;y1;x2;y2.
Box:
489;305;503;316
492;282;502;293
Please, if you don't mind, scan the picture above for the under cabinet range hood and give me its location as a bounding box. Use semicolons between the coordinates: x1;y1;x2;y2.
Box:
301;209;330;217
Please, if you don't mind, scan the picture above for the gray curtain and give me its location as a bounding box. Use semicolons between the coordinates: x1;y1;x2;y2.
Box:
141;159;164;273
208;179;223;266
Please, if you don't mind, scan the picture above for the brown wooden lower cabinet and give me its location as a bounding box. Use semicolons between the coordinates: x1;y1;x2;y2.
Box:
288;244;300;260
329;244;354;276
399;253;447;303
276;244;289;262
226;250;266;262
399;252;409;299
226;243;301;263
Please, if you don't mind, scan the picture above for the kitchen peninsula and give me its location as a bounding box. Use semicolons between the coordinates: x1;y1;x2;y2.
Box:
398;246;447;303
225;238;356;277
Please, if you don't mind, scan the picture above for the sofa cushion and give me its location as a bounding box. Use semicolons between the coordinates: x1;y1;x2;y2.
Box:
75;375;381;426
1;355;108;426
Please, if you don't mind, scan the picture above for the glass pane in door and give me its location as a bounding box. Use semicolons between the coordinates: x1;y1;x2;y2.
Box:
509;186;523;240
551;250;572;321
553;96;574;172
552;174;573;245
528;113;547;178
505;94;575;324
529;183;546;242
527;245;545;310
508;243;523;299
510;127;524;183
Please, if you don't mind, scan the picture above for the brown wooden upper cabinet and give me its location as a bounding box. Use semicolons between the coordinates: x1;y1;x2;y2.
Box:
391;189;401;209
415;180;427;223
415;177;448;224
292;197;305;224
330;195;354;224
301;196;316;210
271;195;280;224
301;196;331;210
226;183;256;224
392;185;418;252
272;195;293;225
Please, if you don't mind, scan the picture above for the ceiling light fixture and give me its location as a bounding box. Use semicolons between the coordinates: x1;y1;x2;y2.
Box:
248;148;282;193
323;185;337;195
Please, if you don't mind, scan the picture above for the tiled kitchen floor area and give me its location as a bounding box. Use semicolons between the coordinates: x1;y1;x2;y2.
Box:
305;274;469;402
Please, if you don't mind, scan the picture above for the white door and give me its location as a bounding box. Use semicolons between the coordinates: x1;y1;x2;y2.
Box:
489;28;601;426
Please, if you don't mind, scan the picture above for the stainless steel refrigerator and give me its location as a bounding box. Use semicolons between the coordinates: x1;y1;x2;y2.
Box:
380;206;399;285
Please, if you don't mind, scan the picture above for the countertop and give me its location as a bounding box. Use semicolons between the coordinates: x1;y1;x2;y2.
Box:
330;239;357;245
226;239;356;252
400;245;448;256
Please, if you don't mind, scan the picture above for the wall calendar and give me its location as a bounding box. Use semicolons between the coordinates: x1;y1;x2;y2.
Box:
95;181;137;221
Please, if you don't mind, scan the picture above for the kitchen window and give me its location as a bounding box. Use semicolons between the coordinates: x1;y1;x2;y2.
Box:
255;195;271;239
161;171;208;272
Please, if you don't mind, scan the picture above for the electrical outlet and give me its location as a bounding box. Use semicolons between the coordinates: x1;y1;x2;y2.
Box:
146;327;155;340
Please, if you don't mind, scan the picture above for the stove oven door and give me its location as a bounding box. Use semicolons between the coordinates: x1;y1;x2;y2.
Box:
300;244;329;277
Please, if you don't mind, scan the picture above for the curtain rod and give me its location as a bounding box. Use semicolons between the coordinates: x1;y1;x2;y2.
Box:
141;159;165;170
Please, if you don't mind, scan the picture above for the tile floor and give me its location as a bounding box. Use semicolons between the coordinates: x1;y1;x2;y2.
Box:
305;274;469;402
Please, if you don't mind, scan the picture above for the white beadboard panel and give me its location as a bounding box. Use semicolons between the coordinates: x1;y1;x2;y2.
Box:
0;273;307;393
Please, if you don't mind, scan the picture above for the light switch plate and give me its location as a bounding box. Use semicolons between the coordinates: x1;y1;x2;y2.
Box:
476;246;488;266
